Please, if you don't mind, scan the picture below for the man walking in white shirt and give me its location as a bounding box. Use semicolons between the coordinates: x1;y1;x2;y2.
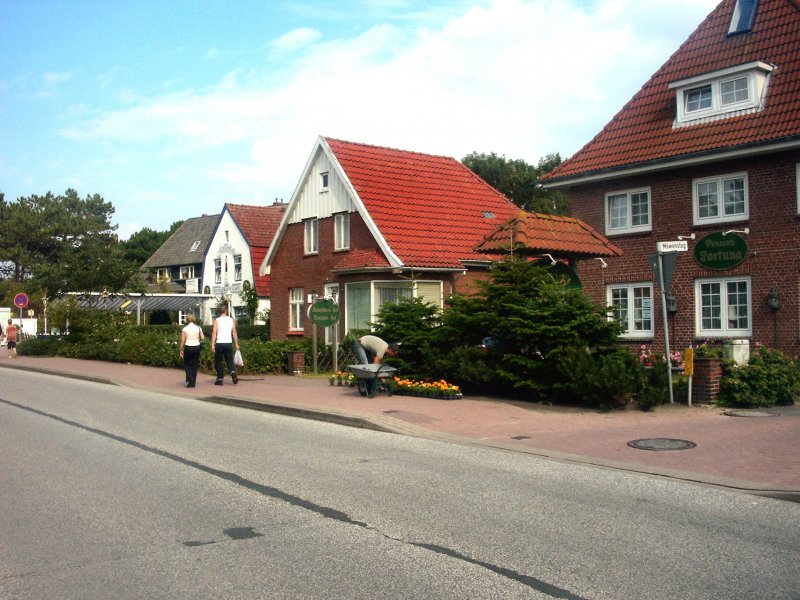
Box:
211;304;240;385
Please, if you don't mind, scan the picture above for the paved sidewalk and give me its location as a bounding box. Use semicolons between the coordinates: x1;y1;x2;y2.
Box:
2;356;798;496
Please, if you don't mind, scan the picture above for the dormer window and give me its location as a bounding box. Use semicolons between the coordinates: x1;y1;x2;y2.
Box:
670;61;773;126
685;85;712;113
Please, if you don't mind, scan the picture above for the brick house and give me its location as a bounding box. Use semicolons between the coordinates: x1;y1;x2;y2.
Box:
261;136;620;342
542;0;800;356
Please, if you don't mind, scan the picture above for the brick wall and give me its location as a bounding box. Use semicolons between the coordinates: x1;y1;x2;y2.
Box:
568;150;800;356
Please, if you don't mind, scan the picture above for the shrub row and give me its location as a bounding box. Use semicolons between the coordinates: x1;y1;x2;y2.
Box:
19;313;308;376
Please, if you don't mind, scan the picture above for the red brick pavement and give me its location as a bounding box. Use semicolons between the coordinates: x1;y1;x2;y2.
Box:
2;356;798;493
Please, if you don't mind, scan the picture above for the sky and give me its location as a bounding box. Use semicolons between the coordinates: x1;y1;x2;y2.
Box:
0;0;721;240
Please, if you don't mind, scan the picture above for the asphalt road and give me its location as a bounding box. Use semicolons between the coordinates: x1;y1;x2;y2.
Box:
1;370;799;599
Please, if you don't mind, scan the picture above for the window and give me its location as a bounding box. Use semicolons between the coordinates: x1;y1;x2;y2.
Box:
233;254;242;281
721;77;749;105
156;268;170;282
323;283;340;345
695;277;751;337
289;288;304;331
304;218;319;254
605;188;651;235
693;173;748;225
728;0;759;35
345;281;443;332
214;258;222;284
608;283;653;338
685;85;712;113
321;172;329;189
670;61;772;125
334;212;350;251
796;164;800;214
189;241;201;252
179;266;194;280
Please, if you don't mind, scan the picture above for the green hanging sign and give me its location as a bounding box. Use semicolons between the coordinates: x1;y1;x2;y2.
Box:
694;232;748;270
308;298;340;327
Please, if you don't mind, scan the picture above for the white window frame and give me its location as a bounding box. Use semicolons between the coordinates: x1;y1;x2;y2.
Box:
304;218;319;255
189;241;201;252
607;283;654;339
289;287;304;331
796;163;800;214
179;265;194;280
320;172;329;190
233;254;242;282
604;188;651;235
156;268;170;282
695;276;752;338
214;258;222;284
334;212;350;251
324;283;340;345
670;61;772;125
693;172;749;225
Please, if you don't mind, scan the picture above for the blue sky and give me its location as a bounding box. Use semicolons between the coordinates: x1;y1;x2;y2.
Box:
1;0;720;239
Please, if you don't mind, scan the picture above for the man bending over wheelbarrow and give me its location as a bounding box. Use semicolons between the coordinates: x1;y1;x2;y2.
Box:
353;334;398;365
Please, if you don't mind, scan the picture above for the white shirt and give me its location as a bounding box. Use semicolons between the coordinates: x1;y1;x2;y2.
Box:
214;315;235;344
182;323;203;347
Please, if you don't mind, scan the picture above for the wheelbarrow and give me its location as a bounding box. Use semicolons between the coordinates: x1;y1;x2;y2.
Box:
347;364;398;398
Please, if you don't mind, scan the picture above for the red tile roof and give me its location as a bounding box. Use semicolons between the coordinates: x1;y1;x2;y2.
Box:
543;0;800;183
325;138;520;269
474;211;623;258
226;203;286;296
332;248;391;272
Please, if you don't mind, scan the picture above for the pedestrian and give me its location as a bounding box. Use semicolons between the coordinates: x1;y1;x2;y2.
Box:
5;320;18;358
179;315;204;388
353;334;398;365
211;304;239;385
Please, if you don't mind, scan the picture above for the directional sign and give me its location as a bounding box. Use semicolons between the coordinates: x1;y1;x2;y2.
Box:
13;293;29;309
656;240;688;253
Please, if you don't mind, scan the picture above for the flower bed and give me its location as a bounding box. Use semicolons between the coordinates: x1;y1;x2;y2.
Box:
391;376;462;400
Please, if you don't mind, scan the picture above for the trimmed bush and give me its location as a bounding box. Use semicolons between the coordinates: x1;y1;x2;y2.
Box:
718;346;800;408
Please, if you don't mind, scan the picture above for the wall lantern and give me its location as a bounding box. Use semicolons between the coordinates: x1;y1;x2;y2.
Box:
766;287;780;312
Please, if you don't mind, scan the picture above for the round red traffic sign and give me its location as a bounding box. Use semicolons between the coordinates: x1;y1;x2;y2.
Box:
14;293;29;309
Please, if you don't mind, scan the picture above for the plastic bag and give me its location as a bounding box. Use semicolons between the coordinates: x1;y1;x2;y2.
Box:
234;349;244;367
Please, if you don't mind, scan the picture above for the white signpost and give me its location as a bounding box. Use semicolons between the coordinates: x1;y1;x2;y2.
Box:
649;241;688;404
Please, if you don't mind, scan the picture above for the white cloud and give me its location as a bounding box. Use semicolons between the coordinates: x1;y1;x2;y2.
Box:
43;71;73;87
271;27;323;52
63;0;720;223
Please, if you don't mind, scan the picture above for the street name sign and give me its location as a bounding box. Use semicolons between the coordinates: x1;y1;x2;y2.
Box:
656;240;688;253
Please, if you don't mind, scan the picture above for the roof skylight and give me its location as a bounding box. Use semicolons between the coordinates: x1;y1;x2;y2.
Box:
728;0;759;35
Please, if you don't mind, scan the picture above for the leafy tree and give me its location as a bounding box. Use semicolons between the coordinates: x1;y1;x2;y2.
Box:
240;280;259;324
121;221;183;266
0;189;138;296
461;151;569;215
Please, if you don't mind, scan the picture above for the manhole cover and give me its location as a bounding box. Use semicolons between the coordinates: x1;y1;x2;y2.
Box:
724;410;775;418
627;438;697;451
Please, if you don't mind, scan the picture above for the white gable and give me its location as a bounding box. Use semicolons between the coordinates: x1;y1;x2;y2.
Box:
286;146;357;224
